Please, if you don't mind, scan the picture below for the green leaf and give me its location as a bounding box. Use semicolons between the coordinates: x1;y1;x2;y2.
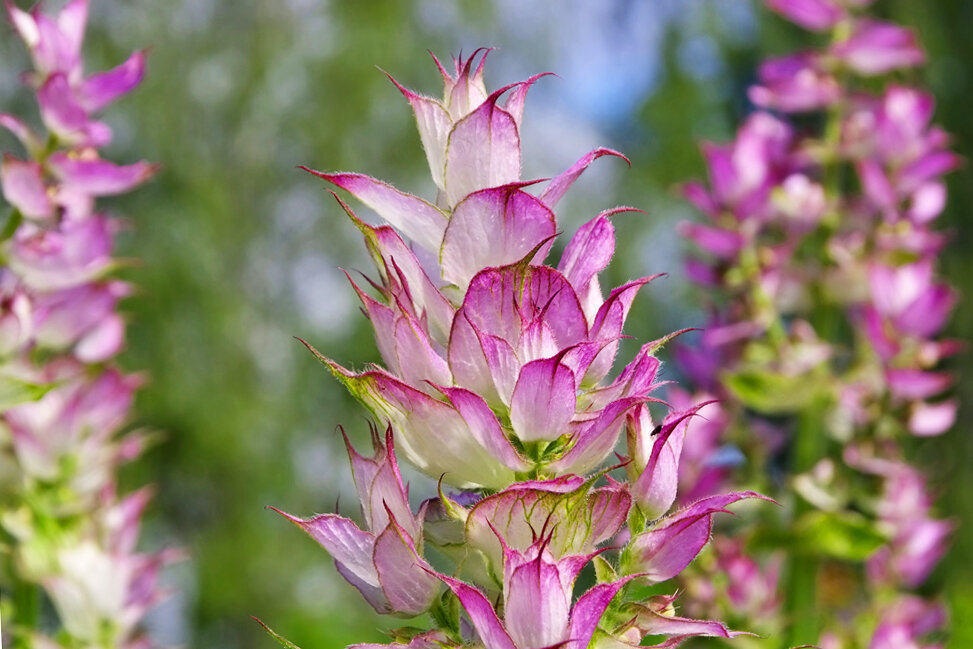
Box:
723;368;827;415
0;208;23;242
593;554;618;584
429;589;461;641
0;373;52;410
251;617;305;649
794;510;887;561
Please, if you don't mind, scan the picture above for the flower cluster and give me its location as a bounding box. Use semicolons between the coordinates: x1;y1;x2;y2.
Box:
0;2;171;647
677;0;955;646
270;50;766;648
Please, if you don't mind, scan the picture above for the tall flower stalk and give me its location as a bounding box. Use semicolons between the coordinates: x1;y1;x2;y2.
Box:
268;50;767;649
0;2;173;647
677;1;956;647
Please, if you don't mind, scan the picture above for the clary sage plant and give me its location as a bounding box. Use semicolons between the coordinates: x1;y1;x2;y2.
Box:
0;2;173;648
267;50;769;649
674;1;956;648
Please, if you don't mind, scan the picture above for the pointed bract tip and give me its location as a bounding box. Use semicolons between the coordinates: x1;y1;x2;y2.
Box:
266;505;303;525
593;147;631;167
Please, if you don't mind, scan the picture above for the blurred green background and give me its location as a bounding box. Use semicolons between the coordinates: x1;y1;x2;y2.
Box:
1;0;970;647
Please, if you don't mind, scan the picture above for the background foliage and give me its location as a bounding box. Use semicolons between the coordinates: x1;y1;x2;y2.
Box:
2;1;969;647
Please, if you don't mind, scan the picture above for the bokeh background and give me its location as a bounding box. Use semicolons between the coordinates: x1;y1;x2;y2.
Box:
1;0;971;647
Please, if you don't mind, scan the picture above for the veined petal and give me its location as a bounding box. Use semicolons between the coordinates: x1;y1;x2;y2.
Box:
373;514;439;616
80;50;147;112
678;223;744;259
437;386;531;473
446;49;491;119
509;355;577;443
898;151;960;195
585;276;661;385
540;148;629;209
344;428;417;539
335;560;390;614
466;479;629;569
433;572;518;649
306;348;518;489
8;217;113;291
558;210;623;300
503;72;553;129
462;265;589;351
347;276;402;376
48;153;157;196
1;155;53;220
632;605;749;639
440;185;556;291
310;171;448;254
7;1;40;48
629;405;697;520
504;553;572;649
74;312;124;362
392;312;452;389
566;579;635;649
444;88;521;206
272;509;379;588
894;284;954;338
586;343;662;409
547;397;643;476
385;73;453;191
351;631;454;649
623;492;767;582
334;195;454;344
448;312;520;407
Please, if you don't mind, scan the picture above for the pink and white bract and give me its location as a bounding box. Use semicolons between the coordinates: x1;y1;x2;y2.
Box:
272;49;760;649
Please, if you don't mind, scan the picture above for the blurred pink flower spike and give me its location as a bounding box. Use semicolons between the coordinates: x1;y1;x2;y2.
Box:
765;0;847;31
6;0;89;78
271;427;439;617
621;492;772;583
868;595;946;649
1;154;53;220
7;0;147;145
831;19;926;76
48;153;158;197
749;53;841;113
431;530;636;649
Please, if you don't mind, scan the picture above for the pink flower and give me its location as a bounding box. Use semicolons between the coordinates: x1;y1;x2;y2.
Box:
621;492;769;583
7;0;147;146
831;20;926;76
431;532;632;649
765;0;847;31
273;428;439;616
749;53;841;112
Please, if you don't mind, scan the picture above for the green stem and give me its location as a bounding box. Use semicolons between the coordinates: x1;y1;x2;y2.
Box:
782;400;829;648
13;579;39;649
